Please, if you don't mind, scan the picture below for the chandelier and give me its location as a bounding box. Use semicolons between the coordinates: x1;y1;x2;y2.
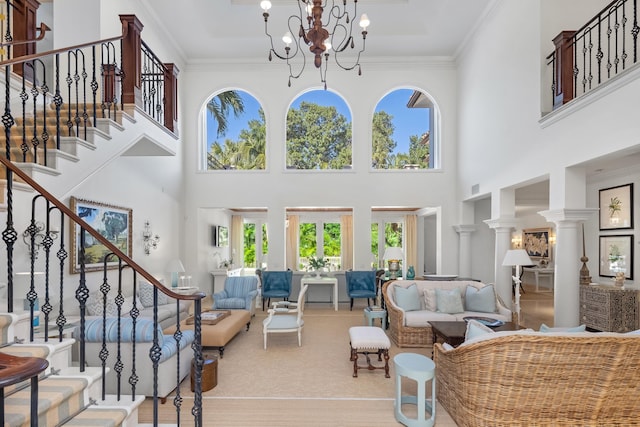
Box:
260;0;370;89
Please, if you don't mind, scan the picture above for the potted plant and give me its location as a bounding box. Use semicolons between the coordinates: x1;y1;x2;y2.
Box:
308;256;329;277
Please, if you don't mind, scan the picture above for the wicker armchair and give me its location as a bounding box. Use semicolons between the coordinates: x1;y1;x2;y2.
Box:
382;281;432;348
434;332;640;426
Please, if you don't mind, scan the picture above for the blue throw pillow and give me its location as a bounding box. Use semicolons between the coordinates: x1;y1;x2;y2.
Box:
394;284;421;312
465;285;497;313
539;323;586;333
436;288;464;314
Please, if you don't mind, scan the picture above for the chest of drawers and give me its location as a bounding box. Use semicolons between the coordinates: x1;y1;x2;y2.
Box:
579;284;640;332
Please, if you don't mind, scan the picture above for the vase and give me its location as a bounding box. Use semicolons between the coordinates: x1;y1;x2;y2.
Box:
406;265;415;280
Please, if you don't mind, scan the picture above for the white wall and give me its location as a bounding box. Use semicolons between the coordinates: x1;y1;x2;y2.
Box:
179;59;465;283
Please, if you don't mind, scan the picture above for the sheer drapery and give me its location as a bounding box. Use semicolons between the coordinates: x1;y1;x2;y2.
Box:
340;215;353;270
231;215;244;267
405;214;417;270
286;215;299;270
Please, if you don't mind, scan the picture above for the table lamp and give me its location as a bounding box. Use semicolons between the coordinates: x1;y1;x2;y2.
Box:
166;259;186;288
502;249;533;325
383;247;404;279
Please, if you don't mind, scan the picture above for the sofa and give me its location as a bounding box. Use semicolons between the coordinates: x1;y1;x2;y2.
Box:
433;329;640;426
82;317;195;402
85;280;192;330
382;279;511;352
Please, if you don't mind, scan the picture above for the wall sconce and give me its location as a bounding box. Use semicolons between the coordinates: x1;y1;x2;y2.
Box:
549;233;556;245
22;221;59;259
142;220;160;255
511;234;522;249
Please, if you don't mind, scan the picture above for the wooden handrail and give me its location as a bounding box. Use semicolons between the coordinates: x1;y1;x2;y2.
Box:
0;156;203;302
0;22;50;48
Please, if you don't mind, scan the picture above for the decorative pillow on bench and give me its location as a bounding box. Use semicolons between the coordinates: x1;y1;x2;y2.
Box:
539;323;586;332
394;284;421;311
436;288;464;314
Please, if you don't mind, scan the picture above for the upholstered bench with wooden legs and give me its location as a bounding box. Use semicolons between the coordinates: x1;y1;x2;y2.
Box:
165;309;251;358
349;326;391;378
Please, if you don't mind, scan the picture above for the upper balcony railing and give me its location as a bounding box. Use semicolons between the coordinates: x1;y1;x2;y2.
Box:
546;0;639;111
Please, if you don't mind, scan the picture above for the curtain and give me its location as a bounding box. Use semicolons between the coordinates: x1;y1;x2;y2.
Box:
231;215;244;267
405;214;417;270
341;215;353;271
286;215;299;270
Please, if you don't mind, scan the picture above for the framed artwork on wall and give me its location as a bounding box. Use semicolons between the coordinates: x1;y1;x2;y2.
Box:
599;183;633;230
70;197;133;273
599;234;634;279
522;228;552;261
217;225;229;247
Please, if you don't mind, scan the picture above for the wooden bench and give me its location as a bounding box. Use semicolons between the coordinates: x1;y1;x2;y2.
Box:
164;309;251;358
348;326;391;378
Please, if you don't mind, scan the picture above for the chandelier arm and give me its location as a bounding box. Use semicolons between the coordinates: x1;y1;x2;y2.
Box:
332;37;366;72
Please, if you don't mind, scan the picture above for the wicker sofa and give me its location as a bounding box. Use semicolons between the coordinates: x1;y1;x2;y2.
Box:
382;280;511;352
433;330;640;426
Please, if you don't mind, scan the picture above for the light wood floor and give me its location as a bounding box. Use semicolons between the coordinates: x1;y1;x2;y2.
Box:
140;282;554;426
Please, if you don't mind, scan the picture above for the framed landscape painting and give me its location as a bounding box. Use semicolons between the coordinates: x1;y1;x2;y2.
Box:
599;234;633;279
599;183;633;230
522;228;552;261
70;197;133;273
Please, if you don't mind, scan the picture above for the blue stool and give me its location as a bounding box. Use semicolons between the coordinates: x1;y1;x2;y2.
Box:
393;353;436;427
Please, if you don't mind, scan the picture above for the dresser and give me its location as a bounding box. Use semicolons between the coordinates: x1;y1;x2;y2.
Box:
579;284;640;332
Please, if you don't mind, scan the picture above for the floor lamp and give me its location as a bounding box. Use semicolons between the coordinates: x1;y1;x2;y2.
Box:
502;249;533;325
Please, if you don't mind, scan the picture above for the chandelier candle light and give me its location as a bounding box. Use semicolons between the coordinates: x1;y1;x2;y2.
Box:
260;0;370;89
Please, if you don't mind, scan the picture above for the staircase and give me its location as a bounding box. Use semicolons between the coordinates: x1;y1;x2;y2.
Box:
1;12;204;427
0;311;144;426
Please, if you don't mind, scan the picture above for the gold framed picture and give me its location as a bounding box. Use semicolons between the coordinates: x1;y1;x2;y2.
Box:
70;197;133;273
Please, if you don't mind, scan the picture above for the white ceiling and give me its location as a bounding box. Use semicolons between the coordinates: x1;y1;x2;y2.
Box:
141;0;494;63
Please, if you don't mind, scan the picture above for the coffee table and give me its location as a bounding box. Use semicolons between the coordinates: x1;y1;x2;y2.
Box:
429;320;519;353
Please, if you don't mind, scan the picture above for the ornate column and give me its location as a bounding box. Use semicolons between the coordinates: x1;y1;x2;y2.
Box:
454;225;475;279
484;218;519;311
539;209;598;326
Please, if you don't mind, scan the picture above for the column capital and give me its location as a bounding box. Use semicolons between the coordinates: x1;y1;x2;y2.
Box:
453;224;476;234
484;218;519;230
538;208;598;224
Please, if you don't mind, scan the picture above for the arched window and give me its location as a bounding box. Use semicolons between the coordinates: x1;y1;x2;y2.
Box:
204;89;265;170
286;90;352;170
372;88;435;170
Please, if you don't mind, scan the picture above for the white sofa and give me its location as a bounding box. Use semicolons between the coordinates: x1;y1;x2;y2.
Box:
84;280;192;330
382;280;511;353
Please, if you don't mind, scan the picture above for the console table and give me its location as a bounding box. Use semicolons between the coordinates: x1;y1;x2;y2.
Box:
301;276;339;311
523;266;554;292
579;284;640;332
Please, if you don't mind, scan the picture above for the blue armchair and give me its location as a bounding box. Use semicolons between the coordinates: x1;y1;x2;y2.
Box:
213;276;259;316
261;270;293;311
346;270;377;311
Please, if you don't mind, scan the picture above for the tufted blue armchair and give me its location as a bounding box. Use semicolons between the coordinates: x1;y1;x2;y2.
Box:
261;270;293;311
346;270;377;311
213;276;259;316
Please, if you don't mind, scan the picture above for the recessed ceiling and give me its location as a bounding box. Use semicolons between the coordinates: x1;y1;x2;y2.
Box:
141;0;495;63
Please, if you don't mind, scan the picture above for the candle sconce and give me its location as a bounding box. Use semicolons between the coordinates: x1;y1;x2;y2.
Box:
142;220;160;255
22;221;59;259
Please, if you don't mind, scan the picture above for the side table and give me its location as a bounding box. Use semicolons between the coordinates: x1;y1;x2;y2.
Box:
364;307;387;329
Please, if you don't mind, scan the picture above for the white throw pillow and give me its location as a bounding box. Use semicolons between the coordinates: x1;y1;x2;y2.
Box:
464;319;495;341
423;288;437;311
138;280;168;307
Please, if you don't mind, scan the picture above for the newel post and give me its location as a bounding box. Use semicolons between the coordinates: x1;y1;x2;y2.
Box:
552;30;576;109
164;63;179;133
119;14;143;108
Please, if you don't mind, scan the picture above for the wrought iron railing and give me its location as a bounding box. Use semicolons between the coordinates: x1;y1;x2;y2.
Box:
547;0;639;110
1;13;201;427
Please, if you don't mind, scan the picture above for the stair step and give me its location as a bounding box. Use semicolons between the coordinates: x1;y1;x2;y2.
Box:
3;376;88;427
60;407;128;427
